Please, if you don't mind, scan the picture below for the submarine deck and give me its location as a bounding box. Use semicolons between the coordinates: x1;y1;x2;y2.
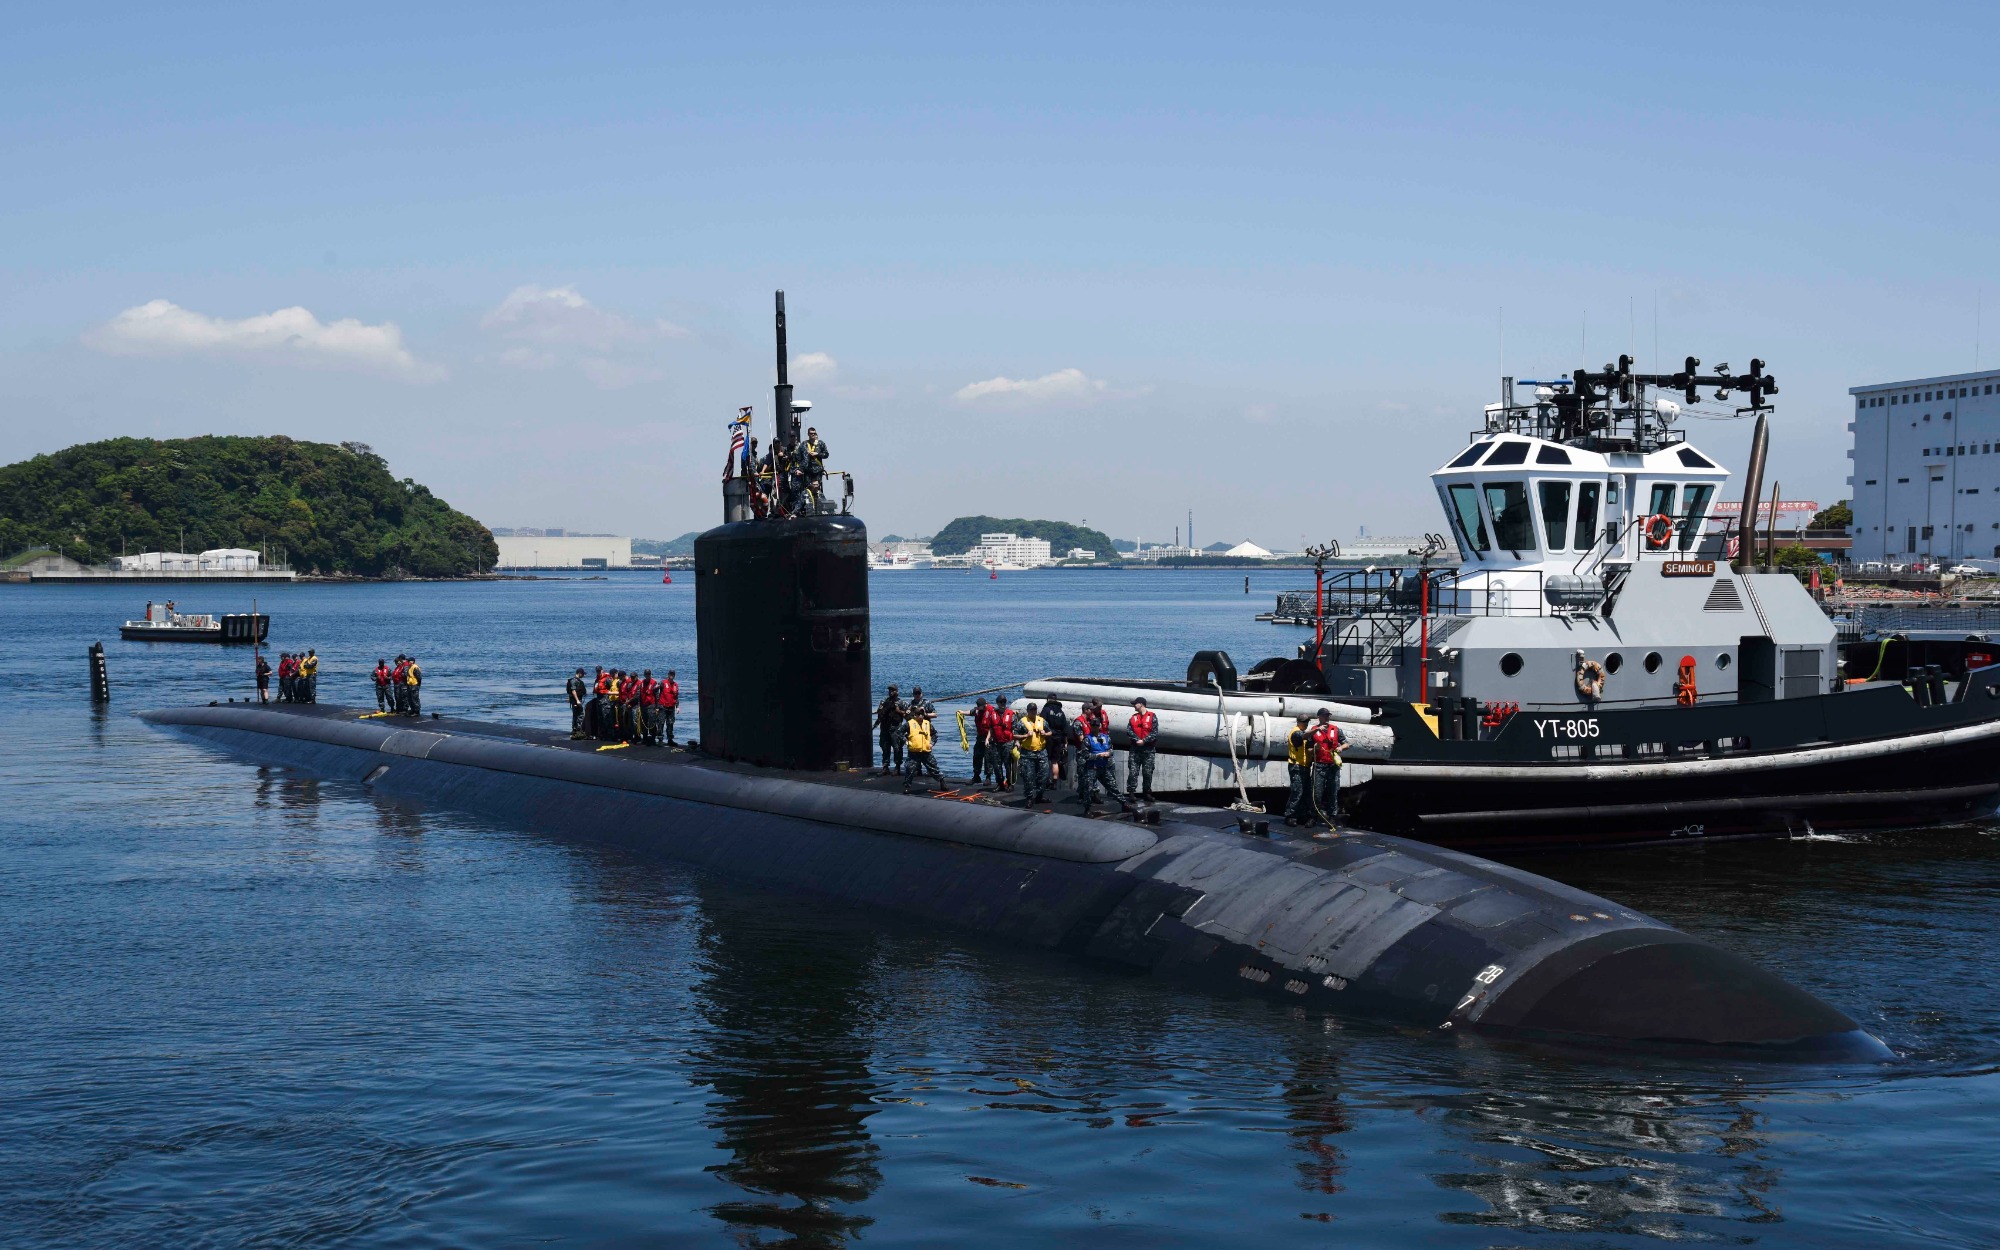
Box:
248;701;1257;822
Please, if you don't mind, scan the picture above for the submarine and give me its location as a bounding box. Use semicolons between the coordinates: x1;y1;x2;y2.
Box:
143;293;1891;1064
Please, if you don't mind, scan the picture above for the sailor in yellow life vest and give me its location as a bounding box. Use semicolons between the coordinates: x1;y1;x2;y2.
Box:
901;707;944;794
297;649;319;703
1014;701;1051;803
404;655;423;717
1283;713;1313;827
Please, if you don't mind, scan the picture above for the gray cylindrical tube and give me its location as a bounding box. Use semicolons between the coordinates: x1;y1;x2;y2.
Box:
1733;412;1770;572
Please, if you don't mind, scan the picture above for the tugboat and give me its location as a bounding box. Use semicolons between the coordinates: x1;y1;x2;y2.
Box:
1037;356;2000;850
120;600;270;644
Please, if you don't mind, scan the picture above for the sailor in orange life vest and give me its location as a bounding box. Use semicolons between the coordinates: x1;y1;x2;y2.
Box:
1124;697;1160;803
1304;708;1348;835
374;658;394;713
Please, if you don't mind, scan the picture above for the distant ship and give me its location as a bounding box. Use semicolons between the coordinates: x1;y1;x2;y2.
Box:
120;601;269;644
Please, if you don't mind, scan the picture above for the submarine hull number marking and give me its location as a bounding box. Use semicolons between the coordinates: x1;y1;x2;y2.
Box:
1533;718;1601;739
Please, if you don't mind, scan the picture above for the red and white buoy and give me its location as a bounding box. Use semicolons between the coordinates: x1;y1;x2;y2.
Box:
662;572;673;584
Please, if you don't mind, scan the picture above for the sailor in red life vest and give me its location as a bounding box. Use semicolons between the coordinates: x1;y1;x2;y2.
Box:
637;668;660;745
373;658;393;713
659;670;681;745
986;696;1017;790
1305;709;1348;836
625;670;647;741
391;656;411;714
1124;698;1160;803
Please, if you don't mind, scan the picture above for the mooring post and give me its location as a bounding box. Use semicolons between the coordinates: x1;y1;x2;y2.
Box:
90;642;110;703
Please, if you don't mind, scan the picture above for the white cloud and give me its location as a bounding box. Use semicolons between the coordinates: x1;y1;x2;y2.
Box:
481;284;685;388
86;299;441;381
954;367;1109;404
791;351;839;381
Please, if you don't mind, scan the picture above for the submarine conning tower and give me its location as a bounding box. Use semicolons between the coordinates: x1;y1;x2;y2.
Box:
694;291;873;770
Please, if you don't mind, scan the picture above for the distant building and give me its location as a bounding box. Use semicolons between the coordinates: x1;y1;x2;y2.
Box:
1848;369;2000;563
1064;547;1097;561
1125;544;1197;561
3;548;90;577
1342;534;1459;560
198;548;261;571
1222;541;1275;559
973;533;1053;567
493;535;633;569
113;551;200;572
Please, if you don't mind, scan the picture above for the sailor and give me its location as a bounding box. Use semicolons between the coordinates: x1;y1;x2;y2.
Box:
1073;700;1110;799
255;652;271;703
567;668;588;738
800;426;829;508
638;669;659;744
906;685;931;720
1283;714;1312;826
1305;709;1347;835
875;685;907;774
605;670;623;738
902;707;944;794
1041;698;1070;787
1079;719;1128;816
374;658;393;712
299;649;319;704
987;696;1017;791
404;655;423;717
970;697;993;786
391;656;410;714
660;670;680;745
628;670;649;741
1014;701;1050;803
1124;697;1159;803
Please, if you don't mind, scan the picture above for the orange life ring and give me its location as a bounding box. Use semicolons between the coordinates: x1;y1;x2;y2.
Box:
1575;658;1606;700
1645;512;1674;547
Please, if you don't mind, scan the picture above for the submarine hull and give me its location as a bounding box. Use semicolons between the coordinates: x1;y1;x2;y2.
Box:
143;703;1890;1063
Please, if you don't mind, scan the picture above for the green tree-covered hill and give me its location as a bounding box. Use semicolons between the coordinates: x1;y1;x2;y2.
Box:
0;436;498;577
930;515;1119;558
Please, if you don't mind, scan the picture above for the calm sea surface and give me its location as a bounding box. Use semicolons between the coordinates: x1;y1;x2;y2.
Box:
2;569;1996;1248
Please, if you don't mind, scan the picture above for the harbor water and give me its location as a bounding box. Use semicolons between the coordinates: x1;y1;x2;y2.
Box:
2;570;1996;1247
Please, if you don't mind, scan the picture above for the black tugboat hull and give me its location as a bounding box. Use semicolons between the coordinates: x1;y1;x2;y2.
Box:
1351;676;2000;850
139;702;1891;1063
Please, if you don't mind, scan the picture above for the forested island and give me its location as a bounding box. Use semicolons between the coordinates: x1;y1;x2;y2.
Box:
0;436;498;577
930;515;1119;558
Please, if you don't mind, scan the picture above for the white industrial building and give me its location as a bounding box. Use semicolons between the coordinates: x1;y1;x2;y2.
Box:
973;533;1053;567
1848;369;2000;564
493;535;633;569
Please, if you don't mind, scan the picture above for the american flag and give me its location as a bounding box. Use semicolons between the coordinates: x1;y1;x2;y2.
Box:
723;407;752;479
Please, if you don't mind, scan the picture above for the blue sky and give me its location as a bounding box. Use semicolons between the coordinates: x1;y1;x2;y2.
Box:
3;2;1995;546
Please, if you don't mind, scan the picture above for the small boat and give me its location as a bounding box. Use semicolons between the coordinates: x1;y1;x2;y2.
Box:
120;601;269;644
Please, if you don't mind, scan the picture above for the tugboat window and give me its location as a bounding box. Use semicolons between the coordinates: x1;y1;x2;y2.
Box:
1676;448;1716;468
1535;446;1572;465
1643;651;1663;673
1538;480;1572;550
1500;652;1524;676
1484;482;1534;552
1604;652;1624;674
1446;443;1487;468
1717;653;1731;670
1572;481;1602;551
1447;484;1491;554
1679;483;1715;550
1484;441;1530;466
